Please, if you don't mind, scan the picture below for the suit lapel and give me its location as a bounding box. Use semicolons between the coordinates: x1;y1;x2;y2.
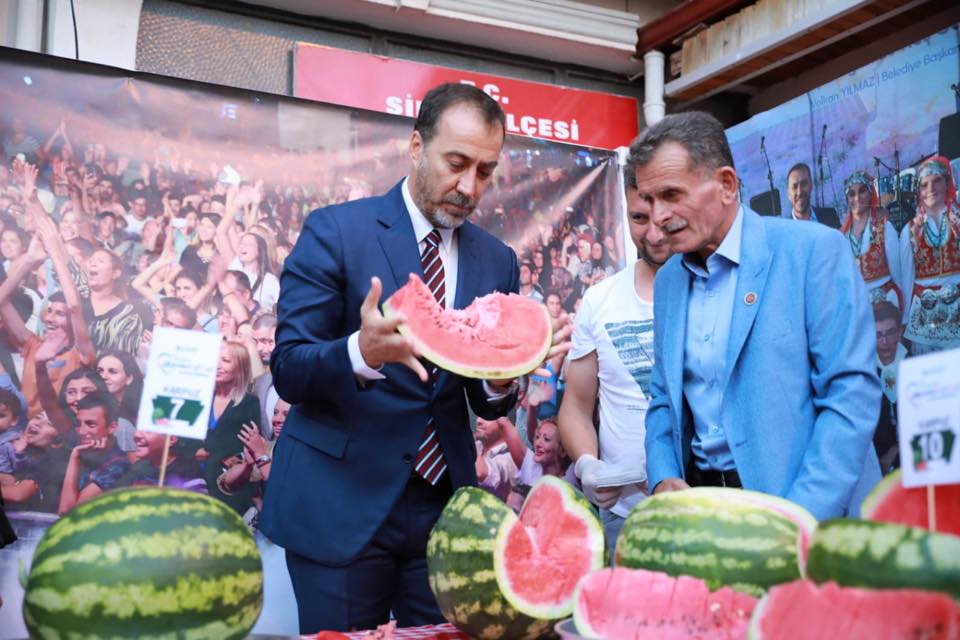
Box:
665;264;690;427
723;209;772;387
454;222;481;310
376;182;423;293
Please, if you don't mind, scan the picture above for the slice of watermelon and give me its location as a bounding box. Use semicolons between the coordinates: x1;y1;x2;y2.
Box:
861;469;960;536
494;476;605;620
574;568;757;640
749;580;960;640
383;274;552;379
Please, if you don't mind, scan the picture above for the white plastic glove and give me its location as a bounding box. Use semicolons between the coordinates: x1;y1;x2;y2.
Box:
574;454;623;510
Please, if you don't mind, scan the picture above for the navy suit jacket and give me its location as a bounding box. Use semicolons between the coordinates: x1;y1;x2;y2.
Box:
645;208;881;520
260;182;519;565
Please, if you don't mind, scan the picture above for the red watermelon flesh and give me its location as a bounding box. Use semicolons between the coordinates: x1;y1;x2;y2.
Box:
861;470;960;536
383;274;552;379
750;580;960;640
494;476;605;619
574;568;757;639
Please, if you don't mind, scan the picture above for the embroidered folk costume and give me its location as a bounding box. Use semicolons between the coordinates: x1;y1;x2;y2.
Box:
900;156;960;353
841;170;904;313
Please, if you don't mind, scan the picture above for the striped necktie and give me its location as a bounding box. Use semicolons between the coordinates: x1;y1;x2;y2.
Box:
413;228;447;484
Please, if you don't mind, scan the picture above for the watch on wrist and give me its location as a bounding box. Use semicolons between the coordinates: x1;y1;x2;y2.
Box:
255;454;271;467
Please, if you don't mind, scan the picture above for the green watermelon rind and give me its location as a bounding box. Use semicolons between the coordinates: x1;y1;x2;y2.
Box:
23;486;263;640
615;487;817;596
382;289;553;380
806;518;960;600
493;476;606;621
426;487;553;640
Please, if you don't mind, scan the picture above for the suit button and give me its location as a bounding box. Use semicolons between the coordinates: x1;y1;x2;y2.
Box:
402;453;414;464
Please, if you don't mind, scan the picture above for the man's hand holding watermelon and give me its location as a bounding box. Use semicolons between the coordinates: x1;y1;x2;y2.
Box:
358;275;430;383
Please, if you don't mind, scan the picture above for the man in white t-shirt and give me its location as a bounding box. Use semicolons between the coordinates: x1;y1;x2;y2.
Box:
559;165;672;555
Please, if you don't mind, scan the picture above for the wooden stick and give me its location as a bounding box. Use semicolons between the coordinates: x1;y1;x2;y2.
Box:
158;434;172;487
927;484;936;532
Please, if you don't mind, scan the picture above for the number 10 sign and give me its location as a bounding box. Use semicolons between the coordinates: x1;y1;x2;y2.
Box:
897;348;960;488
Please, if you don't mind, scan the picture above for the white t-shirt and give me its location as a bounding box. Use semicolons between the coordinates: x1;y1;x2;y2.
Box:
124;213;147;237
475;440;518;502
228;257;280;311
516;448;578;489
570;264;654;517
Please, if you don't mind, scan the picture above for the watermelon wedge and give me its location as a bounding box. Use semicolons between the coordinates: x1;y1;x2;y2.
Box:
574;568;757;640
861;469;960;536
383;274;552;379
494;476;605;620
749;580;960;639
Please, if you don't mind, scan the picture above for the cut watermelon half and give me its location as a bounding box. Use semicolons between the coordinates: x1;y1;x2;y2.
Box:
749;580;960;640
383;274;552;379
494;476;605;620
861;469;960;536
574;567;757;640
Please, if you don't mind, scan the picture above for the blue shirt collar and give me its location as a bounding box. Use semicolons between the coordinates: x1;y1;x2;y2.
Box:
681;205;744;276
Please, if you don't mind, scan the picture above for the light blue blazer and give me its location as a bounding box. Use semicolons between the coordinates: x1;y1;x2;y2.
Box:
645;208;881;520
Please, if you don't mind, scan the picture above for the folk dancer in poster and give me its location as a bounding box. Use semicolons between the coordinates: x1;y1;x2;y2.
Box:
840;170;904;316
899;155;960;354
559;163;672;555
636;111;881;521
260;83;571;633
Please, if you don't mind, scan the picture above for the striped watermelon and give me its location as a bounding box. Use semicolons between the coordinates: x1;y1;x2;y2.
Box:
615;488;817;597
749;580;960;639
426;487;553;640
23;487;263;639
494;476;605;620
806;518;960;599
861;470;960;536
574;568;757;639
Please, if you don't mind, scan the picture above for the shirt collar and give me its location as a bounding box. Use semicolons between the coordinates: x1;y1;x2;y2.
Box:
402;178;454;250
682;205;744;276
792;207;817;222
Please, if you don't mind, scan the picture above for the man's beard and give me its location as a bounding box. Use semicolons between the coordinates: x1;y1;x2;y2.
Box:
413;164;476;229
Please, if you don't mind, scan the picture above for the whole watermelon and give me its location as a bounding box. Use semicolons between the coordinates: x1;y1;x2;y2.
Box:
616;488;817;597
427;487;553;639
23;487;263;639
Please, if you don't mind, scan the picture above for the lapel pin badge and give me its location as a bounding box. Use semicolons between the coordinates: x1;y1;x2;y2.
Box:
744;292;757;305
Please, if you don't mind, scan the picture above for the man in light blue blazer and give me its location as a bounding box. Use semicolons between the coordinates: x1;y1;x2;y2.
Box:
635;112;881;520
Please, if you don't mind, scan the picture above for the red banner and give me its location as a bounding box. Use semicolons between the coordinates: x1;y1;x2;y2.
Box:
294;43;639;150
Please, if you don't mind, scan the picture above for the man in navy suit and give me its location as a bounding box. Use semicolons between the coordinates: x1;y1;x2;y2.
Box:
636;112;880;521
261;83;569;633
785;162;841;229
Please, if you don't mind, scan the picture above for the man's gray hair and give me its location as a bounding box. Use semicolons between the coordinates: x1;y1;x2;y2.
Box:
622;163;638;190
627;111;735;176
